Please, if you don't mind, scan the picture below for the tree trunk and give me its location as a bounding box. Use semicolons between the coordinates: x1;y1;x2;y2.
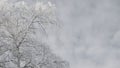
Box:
17;58;21;68
17;46;21;68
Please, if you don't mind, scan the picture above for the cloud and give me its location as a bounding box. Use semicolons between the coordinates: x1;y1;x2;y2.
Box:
50;0;120;68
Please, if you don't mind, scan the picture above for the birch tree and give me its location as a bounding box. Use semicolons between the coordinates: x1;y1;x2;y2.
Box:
0;0;69;68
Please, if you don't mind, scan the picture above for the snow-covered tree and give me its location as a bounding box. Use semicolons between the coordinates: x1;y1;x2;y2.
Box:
0;0;69;68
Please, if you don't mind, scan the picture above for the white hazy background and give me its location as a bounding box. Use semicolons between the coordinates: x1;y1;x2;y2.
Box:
53;0;120;68
6;0;120;68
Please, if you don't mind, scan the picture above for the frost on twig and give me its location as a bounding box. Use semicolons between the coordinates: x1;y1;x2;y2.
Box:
0;0;69;68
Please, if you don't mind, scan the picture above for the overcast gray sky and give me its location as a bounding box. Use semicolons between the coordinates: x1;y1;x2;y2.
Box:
52;0;120;68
